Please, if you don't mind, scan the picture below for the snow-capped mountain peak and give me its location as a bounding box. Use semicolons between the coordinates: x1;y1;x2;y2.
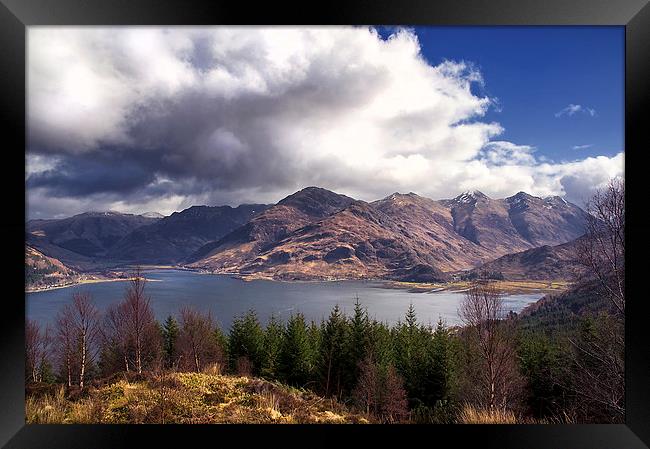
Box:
454;190;487;204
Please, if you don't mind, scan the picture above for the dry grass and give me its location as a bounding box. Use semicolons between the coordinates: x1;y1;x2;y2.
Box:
25;373;370;424
458;405;518;424
201;363;223;376
457;404;549;424
25;386;68;423
67;396;105;423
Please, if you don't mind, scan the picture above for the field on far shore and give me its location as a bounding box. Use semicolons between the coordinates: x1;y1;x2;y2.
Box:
25;275;162;293
384;279;571;295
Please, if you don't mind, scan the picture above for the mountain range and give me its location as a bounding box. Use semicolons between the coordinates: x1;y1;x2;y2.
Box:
25;187;589;282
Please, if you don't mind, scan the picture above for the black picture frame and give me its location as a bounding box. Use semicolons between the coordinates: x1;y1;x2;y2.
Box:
2;0;648;447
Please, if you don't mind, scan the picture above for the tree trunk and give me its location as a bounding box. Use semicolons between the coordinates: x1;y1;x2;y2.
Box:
326;354;332;397
488;355;496;409
193;345;200;372
66;353;72;387
80;332;87;389
136;342;142;374
490;381;495;409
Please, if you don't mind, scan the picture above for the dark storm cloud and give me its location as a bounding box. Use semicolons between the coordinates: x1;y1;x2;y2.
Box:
27;156;156;197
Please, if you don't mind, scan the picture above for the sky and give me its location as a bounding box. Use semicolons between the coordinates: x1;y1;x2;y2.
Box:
26;26;624;219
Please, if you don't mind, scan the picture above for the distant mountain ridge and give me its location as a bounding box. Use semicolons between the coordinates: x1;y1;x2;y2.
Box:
26;211;161;258
106;204;271;263
185;187;588;281
26;187;589;282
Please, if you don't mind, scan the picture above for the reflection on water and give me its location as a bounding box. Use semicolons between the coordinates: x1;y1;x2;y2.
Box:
26;269;543;329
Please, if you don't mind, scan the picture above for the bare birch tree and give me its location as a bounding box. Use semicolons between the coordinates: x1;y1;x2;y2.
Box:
353;354;379;415
55;310;76;387
103;301;132;373
353;355;409;423
39;324;53;381
568;178;625;422
123;267;157;374
576;177;625;315
459;281;522;411
68;292;101;389
25;320;45;383
177;307;219;372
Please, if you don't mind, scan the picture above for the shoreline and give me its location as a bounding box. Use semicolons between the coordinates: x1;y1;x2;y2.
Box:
26;276;162;294
382;279;571;295
27;265;570;295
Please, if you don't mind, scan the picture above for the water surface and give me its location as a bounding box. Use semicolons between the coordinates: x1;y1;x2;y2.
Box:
26;269;543;329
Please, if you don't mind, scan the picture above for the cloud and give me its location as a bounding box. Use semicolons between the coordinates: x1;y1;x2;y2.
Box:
572;144;593;150
479;141;537;165
555;103;597;118
27;27;623;218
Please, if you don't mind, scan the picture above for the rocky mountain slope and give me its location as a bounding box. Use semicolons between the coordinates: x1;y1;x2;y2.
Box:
106;204;271;263
186;188;588;281
185;188;355;272
26;187;589;282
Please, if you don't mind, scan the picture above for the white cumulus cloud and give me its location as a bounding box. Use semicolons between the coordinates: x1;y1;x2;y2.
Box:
27;27;622;217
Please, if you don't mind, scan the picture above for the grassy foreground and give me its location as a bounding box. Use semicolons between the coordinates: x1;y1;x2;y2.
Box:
26;370;371;424
26;371;555;424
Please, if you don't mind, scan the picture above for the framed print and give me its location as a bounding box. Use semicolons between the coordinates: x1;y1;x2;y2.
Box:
1;0;648;447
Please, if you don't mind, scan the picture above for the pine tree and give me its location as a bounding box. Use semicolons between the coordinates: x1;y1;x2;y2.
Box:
518;331;565;418
38;360;57;384
306;320;322;380
393;303;427;406
261;315;284;379
347;298;370;392
405;303;418;328
366;320;393;367
228;309;264;375
319;305;350;398
278;313;312;387
429;318;455;403
162;315;179;369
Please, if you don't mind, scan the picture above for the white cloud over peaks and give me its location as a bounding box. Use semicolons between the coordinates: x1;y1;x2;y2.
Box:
27;27;622;217
555;103;597;118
